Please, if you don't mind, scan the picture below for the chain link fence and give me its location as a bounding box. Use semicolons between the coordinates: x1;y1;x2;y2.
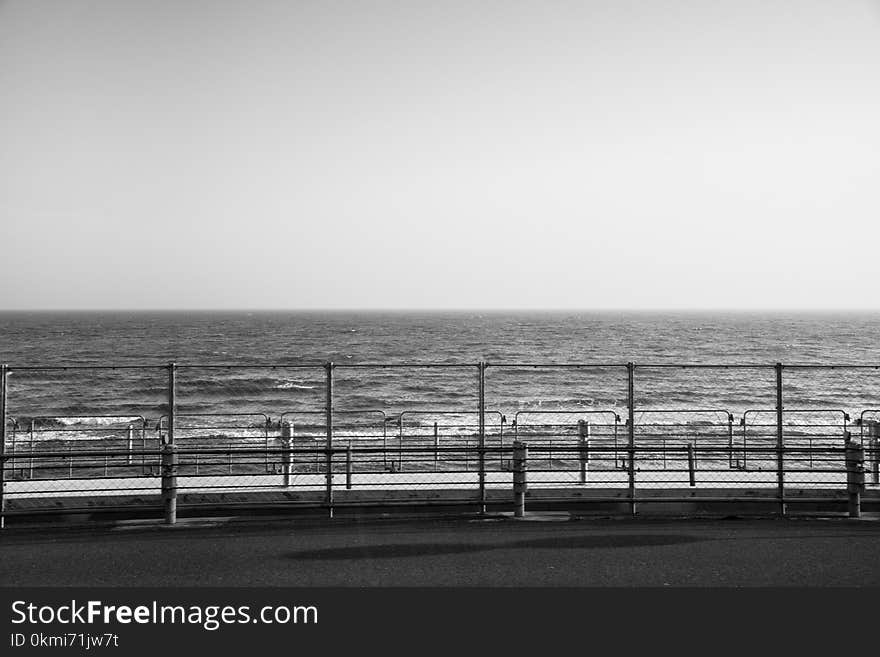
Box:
1;362;877;523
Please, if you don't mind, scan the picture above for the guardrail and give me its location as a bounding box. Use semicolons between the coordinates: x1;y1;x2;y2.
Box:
2;361;880;526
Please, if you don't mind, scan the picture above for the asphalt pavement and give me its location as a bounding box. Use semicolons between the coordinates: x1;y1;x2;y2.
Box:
1;514;879;586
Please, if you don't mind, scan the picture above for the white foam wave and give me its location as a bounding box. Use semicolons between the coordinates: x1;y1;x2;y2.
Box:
54;416;144;426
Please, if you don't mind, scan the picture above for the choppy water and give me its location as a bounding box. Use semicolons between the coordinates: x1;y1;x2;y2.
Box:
2;311;880;433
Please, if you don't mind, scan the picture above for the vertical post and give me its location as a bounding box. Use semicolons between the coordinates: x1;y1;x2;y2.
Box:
161;438;177;525
872;437;880;486
346;442;352;490
29;419;34;479
433;421;439;469
478;362;486;514
513;441;527;518
0;364;7;529
163;362;177;525
281;420;292;487
845;437;864;519
168;363;176;447
325;362;334;518
127;424;134;466
578;420;590;485
626;362;637;516
613;418;619;464
500;416;506;468
775;362;786;516
397;414;403;471
687;443;696;487
264;418;270;472
141;421;147;475
382;419;388;469
727;413;734;469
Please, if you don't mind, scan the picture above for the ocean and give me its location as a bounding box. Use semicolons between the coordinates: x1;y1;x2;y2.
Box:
1;311;880;435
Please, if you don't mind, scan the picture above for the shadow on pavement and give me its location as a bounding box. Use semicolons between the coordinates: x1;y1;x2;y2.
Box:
286;533;707;560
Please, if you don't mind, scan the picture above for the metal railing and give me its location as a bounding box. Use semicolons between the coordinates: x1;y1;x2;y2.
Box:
2;361;880;526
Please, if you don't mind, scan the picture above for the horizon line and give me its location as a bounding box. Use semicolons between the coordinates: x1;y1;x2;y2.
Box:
2;307;880;314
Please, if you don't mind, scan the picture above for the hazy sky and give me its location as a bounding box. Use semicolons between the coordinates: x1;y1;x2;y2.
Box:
2;0;879;310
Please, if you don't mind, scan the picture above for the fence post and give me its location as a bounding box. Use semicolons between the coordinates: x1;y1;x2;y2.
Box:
433;421;439;469
627;362;637;516
845;437;864;519
161;438;178;525
578;420;590;485
727;413;734;468
687;443;696;487
164;362;177;525
513;441;527;517
29;419;34;479
346;442;352;490
0;364;7;529
775;362;786;516
478;362;486;514
397;414;403;471
264;418;270;472
281;421;292;487
127;424;134;466
325;362;334;518
500;415;506;468
141;420;147;475
872;437;880;486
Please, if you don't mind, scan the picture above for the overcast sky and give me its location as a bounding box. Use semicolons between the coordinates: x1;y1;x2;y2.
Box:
2;0;879;310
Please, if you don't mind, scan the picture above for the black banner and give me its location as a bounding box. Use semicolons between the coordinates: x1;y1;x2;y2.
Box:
0;587;865;655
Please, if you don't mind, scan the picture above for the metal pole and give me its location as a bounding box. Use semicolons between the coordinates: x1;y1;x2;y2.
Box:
433;421;439;469
161;439;177;525
845;437;864;518
578;420;589;485
513;441;527;517
872;438;880;486
281;421;292;487
775;362;786;516
500;416;505;468
325;362;334;518
397;414;403;472
29;419;34;479
478;362;486;514
346;442;352;490
168;362;176;447
727;414;734;469
0;364;7;529
627;362;636;516
264;418;270;472
163;362;177;525
687;443;696;487
127;424;134;466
